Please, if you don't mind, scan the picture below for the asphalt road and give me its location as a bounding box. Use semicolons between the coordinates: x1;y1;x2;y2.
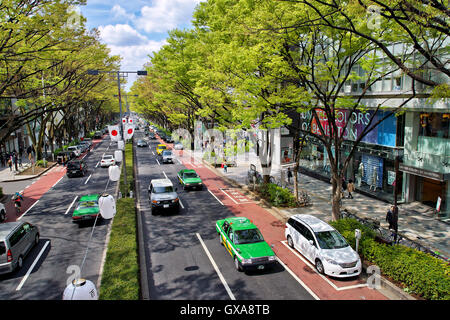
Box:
135;131;315;300
0;136;117;300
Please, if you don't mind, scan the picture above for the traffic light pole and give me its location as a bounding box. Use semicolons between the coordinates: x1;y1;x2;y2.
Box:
117;71;128;196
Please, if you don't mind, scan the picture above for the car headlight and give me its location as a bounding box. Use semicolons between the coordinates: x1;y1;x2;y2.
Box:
172;198;179;202
242;259;252;265
324;257;339;265
268;256;276;261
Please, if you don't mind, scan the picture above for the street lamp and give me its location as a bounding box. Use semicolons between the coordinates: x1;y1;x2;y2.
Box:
87;69;147;195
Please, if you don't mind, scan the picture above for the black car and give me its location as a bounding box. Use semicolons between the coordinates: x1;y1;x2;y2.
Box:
93;131;103;139
137;139;148;147
67;160;88;177
149;133;156;139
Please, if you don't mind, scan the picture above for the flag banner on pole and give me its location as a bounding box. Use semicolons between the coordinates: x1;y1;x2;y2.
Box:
124;124;134;140
108;125;120;142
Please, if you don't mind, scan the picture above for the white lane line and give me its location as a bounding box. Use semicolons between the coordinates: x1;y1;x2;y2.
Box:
84;174;92;185
208;189;224;206
280;241;367;291
17;200;40;220
95;162;100;168
275;256;320;300
152;151;155;155
196;233;235;300
162;171;168;179
177;159;182;164
49;176;64;190
179;199;184;209
16;241;50;291
219;188;239;204
156;159;160;166
65;196;78;215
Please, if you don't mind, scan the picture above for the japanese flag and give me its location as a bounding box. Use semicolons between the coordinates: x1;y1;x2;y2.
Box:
108;125;120;142
122;118;127;125
124;124;134;140
128;118;133;124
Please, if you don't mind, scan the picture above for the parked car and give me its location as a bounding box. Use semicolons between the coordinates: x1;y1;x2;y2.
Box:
285;214;362;278
77;144;88;154
66;160;88;178
0;203;6;223
161;150;174;164
165;135;174;143
93;131;103;139
177;169;203;190
72;194;100;223
216;217;277;272
67;146;81;157
79;141;91;152
148;179;179;215
82;138;93;147
137;139;148;147
56;151;75;164
0;221;39;274
100;155;115;167
148;133;156;140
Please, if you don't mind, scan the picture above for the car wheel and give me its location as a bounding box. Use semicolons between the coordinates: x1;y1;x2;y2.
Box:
0;210;6;222
287;235;294;248
35;234;40;246
17;255;23;270
315;259;325;274
219;234;223;246
234;256;243;272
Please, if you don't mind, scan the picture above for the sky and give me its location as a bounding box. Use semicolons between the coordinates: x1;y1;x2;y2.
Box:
80;0;204;91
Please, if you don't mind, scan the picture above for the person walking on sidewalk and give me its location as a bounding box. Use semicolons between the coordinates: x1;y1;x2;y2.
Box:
7;157;12;171
287;167;293;184
386;205;399;242
223;162;228;173
341;178;347;198
347;179;355;199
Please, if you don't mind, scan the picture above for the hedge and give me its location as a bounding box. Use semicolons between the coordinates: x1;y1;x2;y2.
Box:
256;183;297;207
330;218;450;300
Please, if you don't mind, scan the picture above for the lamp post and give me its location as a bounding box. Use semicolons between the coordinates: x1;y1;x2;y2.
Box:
87;69;147;195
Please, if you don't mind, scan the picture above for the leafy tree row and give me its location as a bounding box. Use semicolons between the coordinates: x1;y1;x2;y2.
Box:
131;0;448;220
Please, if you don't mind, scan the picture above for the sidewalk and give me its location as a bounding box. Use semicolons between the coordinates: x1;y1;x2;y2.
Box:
187;150;450;260
0;155;36;182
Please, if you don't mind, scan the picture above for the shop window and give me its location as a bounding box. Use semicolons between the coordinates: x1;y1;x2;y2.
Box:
419;113;449;139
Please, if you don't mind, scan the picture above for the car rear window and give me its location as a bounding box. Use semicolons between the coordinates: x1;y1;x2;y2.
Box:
0;241;5;256
68;162;80;169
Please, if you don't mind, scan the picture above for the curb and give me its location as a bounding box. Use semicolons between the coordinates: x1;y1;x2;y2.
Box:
197;155;416;300
0;163;57;183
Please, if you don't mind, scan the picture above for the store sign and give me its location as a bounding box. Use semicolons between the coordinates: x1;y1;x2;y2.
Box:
399;164;444;181
300;109;397;147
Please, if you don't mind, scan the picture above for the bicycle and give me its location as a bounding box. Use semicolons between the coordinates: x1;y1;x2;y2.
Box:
12;192;23;215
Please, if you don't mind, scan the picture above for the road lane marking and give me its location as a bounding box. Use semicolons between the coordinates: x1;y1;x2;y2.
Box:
95;162;100;168
179;199;184;209
156;159;160;166
18;200;40;220
275;256;320;300
152;151;155;155
65;196;78;215
280;241;367;291
84;174;92;185
196;233;235;300
162;171;168;179
208;189;224;206
219;188;239;204
51;176;64;189
16;240;50;291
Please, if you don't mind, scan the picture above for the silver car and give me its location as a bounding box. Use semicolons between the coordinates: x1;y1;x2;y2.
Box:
148;179;179;215
0;222;40;274
161;150;174;164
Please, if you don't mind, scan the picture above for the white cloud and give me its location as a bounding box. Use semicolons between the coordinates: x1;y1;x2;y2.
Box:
136;0;202;33
98;24;148;46
111;4;136;21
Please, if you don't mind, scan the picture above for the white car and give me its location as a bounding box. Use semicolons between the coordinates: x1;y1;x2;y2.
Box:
67;146;81;157
100;155;115;167
285;214;361;278
174;142;184;150
0;203;6;222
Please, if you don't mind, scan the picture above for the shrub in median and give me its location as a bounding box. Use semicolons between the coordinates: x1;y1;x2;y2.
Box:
330;218;450;300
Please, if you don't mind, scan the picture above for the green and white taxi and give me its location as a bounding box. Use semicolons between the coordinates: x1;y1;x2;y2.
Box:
216;217;277;272
177;169;203;190
72;194;100;223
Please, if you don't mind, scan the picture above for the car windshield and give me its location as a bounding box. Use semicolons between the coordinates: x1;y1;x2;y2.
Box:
153;186;173;193
138;140;144;143
315;230;349;249
183;172;198;179
163;151;172;156
233;228;264;244
78;201;98;208
103;156;113;160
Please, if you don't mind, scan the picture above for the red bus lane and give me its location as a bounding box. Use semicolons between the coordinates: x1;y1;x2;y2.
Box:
174;149;387;300
3;137;104;222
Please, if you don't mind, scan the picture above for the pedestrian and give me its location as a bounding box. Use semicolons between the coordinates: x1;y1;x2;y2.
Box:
7;157;12;171
391;205;399;242
386;205;395;229
341;178;347;198
223;162;228;173
347;179;355;199
0;153;3;167
287;167;293;184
